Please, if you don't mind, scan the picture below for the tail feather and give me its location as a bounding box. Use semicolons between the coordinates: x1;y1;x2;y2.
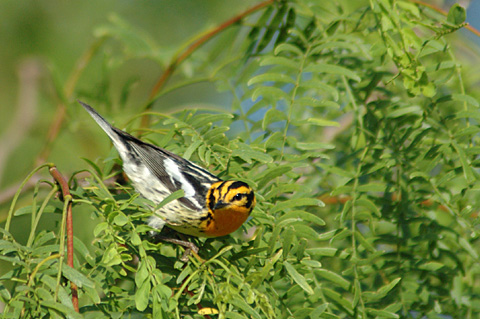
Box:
78;100;123;146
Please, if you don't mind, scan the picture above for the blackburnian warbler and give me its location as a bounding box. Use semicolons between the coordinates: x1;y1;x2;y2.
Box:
79;101;255;237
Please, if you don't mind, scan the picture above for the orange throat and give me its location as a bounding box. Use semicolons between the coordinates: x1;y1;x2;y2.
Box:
203;207;250;237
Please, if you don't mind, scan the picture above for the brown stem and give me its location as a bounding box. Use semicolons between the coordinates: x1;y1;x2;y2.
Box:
142;0;275;127
49;166;79;313
35;38;105;167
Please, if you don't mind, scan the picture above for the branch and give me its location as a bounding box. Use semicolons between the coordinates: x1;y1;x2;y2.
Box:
35;38;105;167
49;166;79;313
142;0;275;127
410;0;480;37
0;59;41;185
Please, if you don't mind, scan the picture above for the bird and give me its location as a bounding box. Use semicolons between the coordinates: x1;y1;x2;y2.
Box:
78;101;255;238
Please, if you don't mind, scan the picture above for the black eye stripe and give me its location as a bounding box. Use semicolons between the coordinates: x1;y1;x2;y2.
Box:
245;191;254;209
208;190;216;210
227;181;249;191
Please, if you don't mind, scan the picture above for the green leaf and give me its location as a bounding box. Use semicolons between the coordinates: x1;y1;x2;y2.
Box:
455;110;480;122
363;278;401;302
230;247;268;261
14;206;33;216
295;142;334;151
386;106;422;118
277;210;326;226
182;139;203;160
154;189;185;210
282;226;295;259
95;14;163;61
257;165;292;189
451;93;479;107
315;269;350;290
318;163;355;178
39;274;72;308
203;126;229;142
301;260;322;268
61;265;95;289
397;1;420;17
447;4;466;25
135;260;150;287
355;198;381;217
81;157;103;177
306;118;340;127
366;308;399;319
271;198;324;214
293;224;322;240
352;278;361;308
230;297;262;319
40;300;83;319
101;244;123;266
304;63;361;82
451;141;475;183
317;230;337;241
251;86;290;102
260;56;300;69
322;287;354;315
284;261;314;295
456;126;480;138
459;237;479;259
293;97;340;109
232;143;273;164
438;94;479;107
262;108;288;130
250;249;282;288
135;280;151;312
190;113;233;128
357;183;385;193
225;312;249;319
113;212;129;226
274;43;304;56
301;79;340;101
418;261;445;271
93;222;108;237
248;73;295;86
0;283;11;301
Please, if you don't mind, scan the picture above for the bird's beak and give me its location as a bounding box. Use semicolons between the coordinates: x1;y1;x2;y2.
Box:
214;201;228;210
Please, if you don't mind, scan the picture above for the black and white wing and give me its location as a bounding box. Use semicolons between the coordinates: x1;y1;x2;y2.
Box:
79;101;222;212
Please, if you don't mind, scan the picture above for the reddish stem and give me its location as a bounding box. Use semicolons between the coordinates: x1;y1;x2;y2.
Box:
49;166;79;312
143;0;275;128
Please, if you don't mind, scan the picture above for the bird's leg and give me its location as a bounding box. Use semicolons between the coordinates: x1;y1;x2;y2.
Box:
152;229;203;262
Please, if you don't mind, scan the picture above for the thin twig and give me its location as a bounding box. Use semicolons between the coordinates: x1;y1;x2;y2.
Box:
409;0;480;37
35;38;106;167
0;178;38;206
49;166;79;313
142;0;275;127
0;59;41;184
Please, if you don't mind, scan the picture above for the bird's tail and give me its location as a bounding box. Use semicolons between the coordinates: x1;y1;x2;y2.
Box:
78;100;124;147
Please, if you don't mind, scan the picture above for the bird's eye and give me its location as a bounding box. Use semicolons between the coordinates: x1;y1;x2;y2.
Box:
233;193;245;201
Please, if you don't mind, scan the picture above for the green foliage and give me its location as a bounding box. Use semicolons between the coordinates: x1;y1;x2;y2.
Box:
2;0;480;318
